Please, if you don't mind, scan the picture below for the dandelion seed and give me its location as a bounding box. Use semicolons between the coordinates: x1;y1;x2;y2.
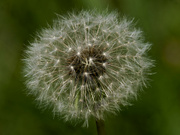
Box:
23;10;153;127
77;52;80;56
68;47;72;52
70;66;74;70
102;63;106;67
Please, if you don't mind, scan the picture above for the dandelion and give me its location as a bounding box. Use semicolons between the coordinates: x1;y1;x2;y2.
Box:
24;10;153;129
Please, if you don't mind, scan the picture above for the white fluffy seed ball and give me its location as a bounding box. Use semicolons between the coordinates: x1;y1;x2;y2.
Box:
24;10;153;126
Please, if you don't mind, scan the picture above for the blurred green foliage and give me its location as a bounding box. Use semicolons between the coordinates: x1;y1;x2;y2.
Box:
0;0;180;135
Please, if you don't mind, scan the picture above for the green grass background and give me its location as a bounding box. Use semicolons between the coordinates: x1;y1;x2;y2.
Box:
0;0;180;135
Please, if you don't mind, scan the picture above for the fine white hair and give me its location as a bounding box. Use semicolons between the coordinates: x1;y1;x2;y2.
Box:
24;10;153;126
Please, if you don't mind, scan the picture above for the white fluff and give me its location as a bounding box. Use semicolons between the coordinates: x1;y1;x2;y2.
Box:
23;10;153;126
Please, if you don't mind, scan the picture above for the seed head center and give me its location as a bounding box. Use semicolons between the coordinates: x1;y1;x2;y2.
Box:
67;46;108;82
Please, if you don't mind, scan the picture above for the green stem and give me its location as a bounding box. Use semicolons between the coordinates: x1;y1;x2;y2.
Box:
96;119;106;135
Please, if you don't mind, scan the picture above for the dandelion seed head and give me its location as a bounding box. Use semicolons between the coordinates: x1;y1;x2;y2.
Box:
24;10;153;126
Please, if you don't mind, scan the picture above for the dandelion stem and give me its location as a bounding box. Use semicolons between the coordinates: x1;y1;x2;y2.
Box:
96;119;106;135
